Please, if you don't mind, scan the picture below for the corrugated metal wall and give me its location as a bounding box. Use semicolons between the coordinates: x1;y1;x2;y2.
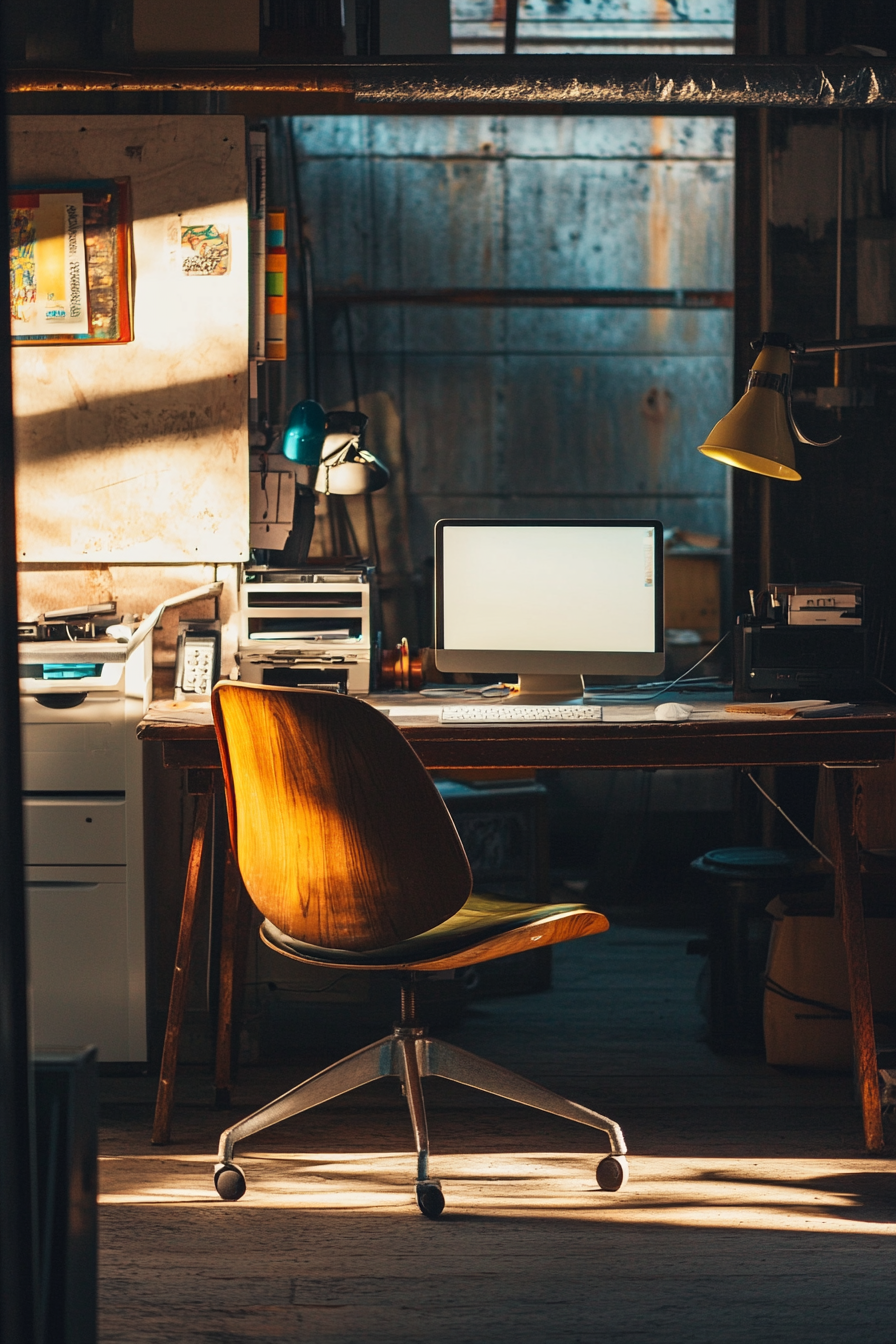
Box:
277;113;734;589
451;0;735;55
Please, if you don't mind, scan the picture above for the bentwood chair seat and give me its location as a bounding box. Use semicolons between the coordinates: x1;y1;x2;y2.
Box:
210;683;628;1218
260;891;609;971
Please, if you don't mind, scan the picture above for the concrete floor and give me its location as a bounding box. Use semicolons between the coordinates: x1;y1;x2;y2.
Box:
99;926;896;1343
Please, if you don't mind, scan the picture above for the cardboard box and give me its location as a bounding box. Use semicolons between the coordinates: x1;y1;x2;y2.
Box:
664;554;721;641
764;914;896;1069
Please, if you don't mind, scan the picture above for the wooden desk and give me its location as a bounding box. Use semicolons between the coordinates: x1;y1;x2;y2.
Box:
139;698;896;1152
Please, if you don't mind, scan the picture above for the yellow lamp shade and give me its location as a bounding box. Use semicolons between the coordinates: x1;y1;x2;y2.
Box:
698;344;801;482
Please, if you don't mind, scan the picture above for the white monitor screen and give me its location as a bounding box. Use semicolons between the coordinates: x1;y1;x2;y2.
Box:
437;521;661;654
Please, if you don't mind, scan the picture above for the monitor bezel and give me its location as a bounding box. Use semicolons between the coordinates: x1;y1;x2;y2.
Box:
434;518;665;676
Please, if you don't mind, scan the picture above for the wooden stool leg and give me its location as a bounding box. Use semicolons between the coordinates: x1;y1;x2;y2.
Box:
152;791;212;1146
214;847;241;1109
829;769;884;1153
228;882;256;1078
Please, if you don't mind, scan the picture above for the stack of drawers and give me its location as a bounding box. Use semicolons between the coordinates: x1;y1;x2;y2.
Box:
20;640;151;1063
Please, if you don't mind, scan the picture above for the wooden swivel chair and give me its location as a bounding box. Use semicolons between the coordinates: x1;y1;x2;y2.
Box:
210;683;628;1218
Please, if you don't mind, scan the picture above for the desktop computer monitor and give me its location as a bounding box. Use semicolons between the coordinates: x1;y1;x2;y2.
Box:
434;519;665;702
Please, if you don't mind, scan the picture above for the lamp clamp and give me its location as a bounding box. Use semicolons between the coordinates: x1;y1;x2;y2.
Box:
750;331;796;354
745;368;790;395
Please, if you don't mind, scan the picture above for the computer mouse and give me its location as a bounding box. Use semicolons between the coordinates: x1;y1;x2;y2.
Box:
655;702;692;721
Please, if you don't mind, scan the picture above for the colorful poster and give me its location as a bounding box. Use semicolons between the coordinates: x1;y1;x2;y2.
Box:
10;192;89;336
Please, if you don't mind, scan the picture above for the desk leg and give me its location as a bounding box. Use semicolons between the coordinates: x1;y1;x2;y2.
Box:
829;769;884;1153
152;790;212;1146
214;848;241;1109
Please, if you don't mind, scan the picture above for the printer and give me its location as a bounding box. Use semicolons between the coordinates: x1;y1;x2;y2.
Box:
237;563;379;695
734;582;867;701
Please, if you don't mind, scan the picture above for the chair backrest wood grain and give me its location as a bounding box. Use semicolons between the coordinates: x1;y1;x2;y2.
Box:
212;684;472;951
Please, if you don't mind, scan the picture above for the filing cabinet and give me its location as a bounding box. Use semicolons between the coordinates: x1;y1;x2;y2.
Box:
19;639;151;1062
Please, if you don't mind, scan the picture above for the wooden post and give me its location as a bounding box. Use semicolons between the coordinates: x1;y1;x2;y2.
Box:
828;769;884;1152
504;0;519;54
151;790;211;1146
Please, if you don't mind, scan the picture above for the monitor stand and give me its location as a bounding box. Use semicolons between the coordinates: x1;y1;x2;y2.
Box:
511;673;585;705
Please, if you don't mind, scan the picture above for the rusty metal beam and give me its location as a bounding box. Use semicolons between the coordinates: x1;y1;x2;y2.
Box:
6;64;353;94
7;57;896;109
357;56;896;108
315;287;734;309
358;56;896;107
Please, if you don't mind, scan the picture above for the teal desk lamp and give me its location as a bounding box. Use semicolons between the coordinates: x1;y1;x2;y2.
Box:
282;399;327;468
282;400;389;495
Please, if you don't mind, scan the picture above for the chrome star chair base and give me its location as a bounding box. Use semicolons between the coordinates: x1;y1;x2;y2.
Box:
214;981;628;1219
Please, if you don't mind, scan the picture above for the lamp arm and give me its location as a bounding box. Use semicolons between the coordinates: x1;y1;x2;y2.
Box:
796;337;896;354
788;335;896;444
785;393;840;448
749;331;896;446
752;332;896;356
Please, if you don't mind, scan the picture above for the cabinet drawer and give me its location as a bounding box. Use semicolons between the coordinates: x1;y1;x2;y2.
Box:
24;796;126;865
27;873;131;1061
20;694;127;791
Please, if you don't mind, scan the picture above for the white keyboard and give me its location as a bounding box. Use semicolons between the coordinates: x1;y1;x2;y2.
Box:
440;704;603;723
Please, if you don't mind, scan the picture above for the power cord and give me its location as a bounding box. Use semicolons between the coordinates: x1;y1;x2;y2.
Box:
419;632;731;702
589;631;731;702
419;682;511;699
744;769;833;868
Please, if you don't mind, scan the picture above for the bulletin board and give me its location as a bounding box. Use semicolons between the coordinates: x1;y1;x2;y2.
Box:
10;117;249;564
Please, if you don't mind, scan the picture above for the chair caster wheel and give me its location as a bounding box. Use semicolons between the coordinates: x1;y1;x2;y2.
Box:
416;1181;445;1219
596;1155;629;1192
214;1162;247;1201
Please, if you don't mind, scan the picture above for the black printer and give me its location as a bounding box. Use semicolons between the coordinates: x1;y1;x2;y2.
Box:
733;583;867;701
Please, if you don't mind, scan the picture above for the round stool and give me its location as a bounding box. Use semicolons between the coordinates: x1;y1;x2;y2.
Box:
690;847;820;1053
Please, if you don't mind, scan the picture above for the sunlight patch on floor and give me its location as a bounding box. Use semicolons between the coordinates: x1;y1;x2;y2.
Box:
99;1153;896;1232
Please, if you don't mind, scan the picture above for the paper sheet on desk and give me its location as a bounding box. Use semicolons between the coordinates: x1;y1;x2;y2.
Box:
599;704;719;722
385;705;443;723
143;699;214;727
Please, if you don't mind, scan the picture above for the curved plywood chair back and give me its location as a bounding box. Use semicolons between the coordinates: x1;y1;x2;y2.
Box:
212;684;472;951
